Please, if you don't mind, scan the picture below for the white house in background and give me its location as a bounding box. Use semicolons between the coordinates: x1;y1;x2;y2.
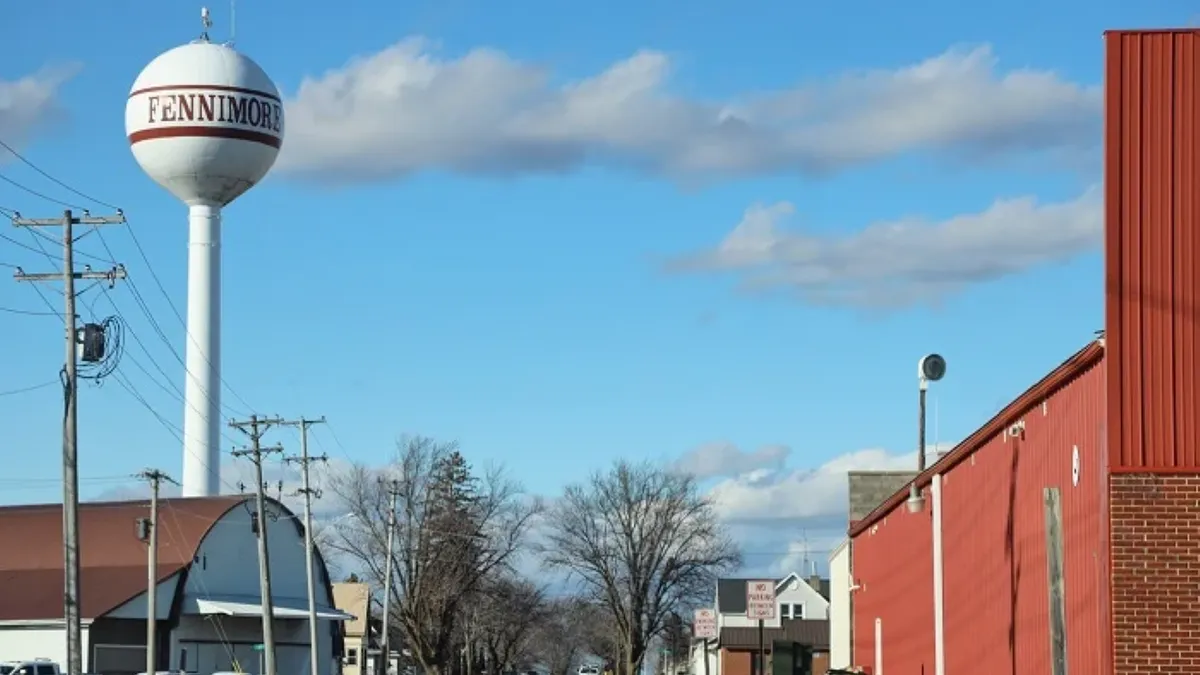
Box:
828;540;852;671
716;572;830;629
690;572;831;675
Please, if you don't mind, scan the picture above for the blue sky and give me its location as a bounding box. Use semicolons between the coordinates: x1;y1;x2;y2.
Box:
1;0;1192;572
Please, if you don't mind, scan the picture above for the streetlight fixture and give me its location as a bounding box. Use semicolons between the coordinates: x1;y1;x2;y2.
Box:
907;353;947;513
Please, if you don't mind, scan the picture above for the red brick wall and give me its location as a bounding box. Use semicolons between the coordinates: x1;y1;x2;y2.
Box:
1109;473;1200;673
721;649;753;675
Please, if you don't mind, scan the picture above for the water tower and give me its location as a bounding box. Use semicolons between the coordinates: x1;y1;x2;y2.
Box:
125;8;284;497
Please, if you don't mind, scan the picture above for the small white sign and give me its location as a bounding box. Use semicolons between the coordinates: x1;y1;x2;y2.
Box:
693;608;717;639
746;579;776;620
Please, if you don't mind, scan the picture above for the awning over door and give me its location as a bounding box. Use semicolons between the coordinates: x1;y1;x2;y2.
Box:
196;598;356;621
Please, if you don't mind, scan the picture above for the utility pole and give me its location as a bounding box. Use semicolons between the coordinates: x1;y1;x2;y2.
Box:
230;415;285;675
380;479;400;675
136;469;177;675
281;416;327;675
12;208;125;675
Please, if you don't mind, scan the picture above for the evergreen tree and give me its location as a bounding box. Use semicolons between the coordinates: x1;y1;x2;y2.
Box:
426;449;484;578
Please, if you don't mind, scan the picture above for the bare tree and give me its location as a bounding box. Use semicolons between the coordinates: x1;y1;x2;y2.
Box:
326;436;543;675
473;576;546;672
657;612;691;675
540;461;741;675
312;518;346;581
535;593;609;672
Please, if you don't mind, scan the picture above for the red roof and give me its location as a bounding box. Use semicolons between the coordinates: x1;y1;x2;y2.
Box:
0;495;248;621
848;339;1106;538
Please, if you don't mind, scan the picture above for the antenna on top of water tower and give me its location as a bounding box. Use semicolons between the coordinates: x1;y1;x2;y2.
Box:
228;0;237;47
199;6;212;42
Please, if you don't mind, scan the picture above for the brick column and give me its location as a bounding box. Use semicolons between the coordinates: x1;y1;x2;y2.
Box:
1110;473;1200;673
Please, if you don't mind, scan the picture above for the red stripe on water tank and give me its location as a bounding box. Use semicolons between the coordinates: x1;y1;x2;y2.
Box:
128;126;282;149
129;83;281;102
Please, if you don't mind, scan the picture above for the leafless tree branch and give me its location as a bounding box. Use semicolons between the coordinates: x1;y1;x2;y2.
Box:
539;460;741;675
326;436;543;675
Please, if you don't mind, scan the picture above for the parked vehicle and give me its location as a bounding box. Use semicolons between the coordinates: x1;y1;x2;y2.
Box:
0;659;62;675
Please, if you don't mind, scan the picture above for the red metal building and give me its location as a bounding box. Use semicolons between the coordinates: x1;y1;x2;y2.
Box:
846;29;1200;675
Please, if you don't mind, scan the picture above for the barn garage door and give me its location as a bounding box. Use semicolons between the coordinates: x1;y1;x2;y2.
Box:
93;645;146;675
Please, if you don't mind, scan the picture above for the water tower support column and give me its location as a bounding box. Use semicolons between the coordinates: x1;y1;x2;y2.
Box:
183;202;222;497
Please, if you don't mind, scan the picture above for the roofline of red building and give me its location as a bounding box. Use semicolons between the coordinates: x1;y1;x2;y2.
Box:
848;337;1106;539
1103;28;1200;35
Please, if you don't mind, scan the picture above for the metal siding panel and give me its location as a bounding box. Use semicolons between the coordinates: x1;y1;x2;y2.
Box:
1175;37;1200;465
1105;30;1200;470
850;506;933;673
942;361;1106;674
941;426;1016;674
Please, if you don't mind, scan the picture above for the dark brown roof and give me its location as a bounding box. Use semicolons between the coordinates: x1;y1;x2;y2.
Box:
0;495;249;621
719;620;829;650
716;577;789;613
848;339;1105;537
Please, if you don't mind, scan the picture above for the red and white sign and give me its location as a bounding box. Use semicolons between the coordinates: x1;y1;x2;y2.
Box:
693;608;717;639
746;580;776;620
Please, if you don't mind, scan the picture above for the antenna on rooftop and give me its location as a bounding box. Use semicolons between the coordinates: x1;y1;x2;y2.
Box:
199;6;212;42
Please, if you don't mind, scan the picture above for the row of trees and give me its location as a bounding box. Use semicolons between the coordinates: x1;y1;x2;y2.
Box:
322;436;742;675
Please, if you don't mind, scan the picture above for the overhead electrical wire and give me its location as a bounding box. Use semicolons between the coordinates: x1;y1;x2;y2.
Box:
0;137;250;496
0;155;256;432
90;234;249;422
0;305;57;316
1;138;384;533
94;223;257;415
0;172;85;210
0;381;59;397
0;137;121;211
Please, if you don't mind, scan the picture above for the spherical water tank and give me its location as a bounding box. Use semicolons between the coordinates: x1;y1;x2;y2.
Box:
125;41;284;207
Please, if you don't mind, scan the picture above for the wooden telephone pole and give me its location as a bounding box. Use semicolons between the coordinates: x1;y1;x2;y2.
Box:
12;208;125;675
379;479;400;675
230;415;284;675
281;416;327;675
136;469;177;675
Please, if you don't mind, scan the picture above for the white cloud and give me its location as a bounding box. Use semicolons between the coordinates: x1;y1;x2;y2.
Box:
701;446;912;576
673;441;790;480
0;65;78;153
710;447;916;523
707;443;960;574
278;41;1099;183
666;186;1102;307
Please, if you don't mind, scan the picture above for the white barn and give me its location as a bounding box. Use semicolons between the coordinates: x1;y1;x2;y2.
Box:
0;496;352;675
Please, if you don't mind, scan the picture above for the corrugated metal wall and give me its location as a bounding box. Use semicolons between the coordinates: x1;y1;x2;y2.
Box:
851;500;933;672
1105;29;1200;470
851;357;1107;674
943;358;1106;674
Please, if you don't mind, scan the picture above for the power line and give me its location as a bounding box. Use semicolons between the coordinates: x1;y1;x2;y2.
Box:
0;136;121;211
0;305;57;316
2;132;257;420
0;172;85;210
0;135;255;495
